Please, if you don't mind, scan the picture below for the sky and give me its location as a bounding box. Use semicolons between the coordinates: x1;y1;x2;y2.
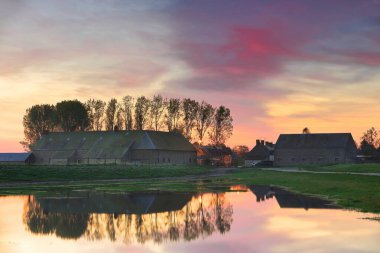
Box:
0;0;380;152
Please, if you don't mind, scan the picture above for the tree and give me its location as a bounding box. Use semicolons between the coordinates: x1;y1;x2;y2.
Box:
56;100;89;132
150;94;166;131
105;98;118;131
165;98;182;132
233;145;249;157
21;104;57;150
134;96;150;130
195;101;214;144
121;95;134;131
361;127;379;147
209;106;233;145
302;127;310;134
85;99;106;131
182;99;199;140
359;139;377;157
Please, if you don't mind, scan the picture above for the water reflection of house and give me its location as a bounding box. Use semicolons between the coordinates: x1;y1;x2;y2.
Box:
249;185;339;210
194;145;235;166
34;192;193;215
244;140;274;167
23;191;233;243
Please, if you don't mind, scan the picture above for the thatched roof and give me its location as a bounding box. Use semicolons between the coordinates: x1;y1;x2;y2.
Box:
275;133;355;149
33;131;195;160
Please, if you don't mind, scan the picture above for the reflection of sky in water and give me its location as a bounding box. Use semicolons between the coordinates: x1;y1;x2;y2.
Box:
0;189;379;253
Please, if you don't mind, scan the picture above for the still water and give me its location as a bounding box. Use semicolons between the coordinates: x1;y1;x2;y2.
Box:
0;186;379;253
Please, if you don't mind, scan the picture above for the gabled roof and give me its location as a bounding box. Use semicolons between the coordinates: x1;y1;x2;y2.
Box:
275;133;355;149
245;145;271;160
0;152;32;162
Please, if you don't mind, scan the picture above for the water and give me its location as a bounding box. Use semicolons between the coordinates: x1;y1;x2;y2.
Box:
0;186;379;253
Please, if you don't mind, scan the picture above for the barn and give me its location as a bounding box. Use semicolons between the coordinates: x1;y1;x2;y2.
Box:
32;131;196;165
274;133;357;166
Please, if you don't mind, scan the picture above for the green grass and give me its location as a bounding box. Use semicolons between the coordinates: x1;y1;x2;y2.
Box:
222;168;380;213
298;163;380;173
0;164;212;183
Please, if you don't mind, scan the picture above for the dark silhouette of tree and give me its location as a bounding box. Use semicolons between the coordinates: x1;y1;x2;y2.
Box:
165;98;182;132
121;95;134;131
56;100;89;132
195;101;215;144
85;99;106;131
134;96;150;130
359;139;377;157
182;98;199;140
105;98;118;131
361;127;379;147
209;106;233;145
21;104;57;150
233;145;249;157
302;127;310;134
150;94;166;131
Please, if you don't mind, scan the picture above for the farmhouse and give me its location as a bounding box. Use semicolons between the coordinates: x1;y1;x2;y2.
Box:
274;133;357;166
245;140;274;166
32;131;196;165
194;145;234;166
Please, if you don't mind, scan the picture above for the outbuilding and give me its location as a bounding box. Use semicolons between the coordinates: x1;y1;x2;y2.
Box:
0;153;35;164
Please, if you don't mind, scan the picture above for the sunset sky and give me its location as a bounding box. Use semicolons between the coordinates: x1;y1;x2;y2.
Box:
1;0;380;152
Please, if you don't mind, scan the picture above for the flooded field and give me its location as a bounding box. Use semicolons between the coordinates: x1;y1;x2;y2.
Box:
0;186;379;253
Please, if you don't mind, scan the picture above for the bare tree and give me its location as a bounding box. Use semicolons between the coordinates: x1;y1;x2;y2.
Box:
182;98;199;140
361;127;379;147
165;98;182;132
121;96;134;130
209;106;233;145
150;94;167;131
134;96;150;130
85;99;106;131
195;101;215;144
105;98;118;131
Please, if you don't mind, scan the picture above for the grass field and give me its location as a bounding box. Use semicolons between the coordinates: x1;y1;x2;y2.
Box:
298;163;380;173
0;164;212;182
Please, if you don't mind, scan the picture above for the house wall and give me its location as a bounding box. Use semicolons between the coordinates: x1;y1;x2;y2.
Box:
274;148;354;166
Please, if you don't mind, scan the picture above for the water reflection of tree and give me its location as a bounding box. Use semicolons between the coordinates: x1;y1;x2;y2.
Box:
23;196;89;239
23;193;233;244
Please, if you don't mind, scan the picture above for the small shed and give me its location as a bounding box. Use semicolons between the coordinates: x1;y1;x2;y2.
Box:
0;153;35;164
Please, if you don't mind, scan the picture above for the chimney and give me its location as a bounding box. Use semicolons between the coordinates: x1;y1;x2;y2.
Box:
256;139;260;146
261;140;265;145
265;141;270;146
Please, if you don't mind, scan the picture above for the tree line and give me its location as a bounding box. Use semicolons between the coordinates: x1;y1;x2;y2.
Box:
21;95;233;149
